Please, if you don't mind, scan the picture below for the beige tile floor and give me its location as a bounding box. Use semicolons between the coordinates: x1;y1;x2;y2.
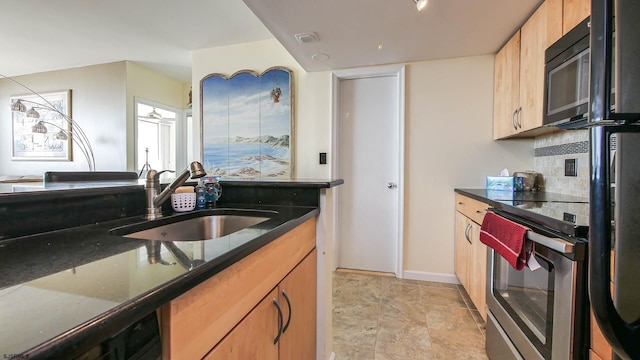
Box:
332;271;489;360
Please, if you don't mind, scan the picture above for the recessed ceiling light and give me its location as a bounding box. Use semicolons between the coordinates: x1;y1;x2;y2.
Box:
312;53;330;61
294;32;318;44
413;0;428;11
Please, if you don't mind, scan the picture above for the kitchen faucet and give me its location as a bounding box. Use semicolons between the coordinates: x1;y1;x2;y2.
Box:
145;161;206;220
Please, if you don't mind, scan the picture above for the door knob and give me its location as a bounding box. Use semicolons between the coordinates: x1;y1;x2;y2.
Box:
387;182;398;189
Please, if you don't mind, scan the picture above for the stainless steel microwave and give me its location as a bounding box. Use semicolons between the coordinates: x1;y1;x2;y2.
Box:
543;17;598;129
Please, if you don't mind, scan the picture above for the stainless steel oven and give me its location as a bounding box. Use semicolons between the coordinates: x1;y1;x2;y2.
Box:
485;208;588;360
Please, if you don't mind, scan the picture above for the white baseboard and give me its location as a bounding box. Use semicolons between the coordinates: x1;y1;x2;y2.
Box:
328;352;336;360
403;270;461;285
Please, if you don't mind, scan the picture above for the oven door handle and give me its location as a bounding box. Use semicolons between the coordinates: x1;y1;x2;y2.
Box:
526;231;574;255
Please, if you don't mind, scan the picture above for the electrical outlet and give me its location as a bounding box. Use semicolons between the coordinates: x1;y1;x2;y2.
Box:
565;158;577;177
319;152;327;165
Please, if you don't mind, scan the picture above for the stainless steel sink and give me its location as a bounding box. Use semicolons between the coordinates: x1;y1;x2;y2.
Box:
111;210;274;241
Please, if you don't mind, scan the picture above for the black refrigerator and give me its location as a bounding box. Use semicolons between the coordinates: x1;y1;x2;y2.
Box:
588;0;640;359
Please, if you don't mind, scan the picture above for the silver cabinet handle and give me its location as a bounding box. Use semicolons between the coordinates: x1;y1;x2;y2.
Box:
512;109;518;130
464;223;472;244
273;298;284;344
281;290;292;333
387;182;397;189
516;107;523;129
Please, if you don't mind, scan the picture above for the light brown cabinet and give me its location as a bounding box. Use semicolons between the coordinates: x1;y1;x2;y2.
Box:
493;30;521;139
454;212;471;292
563;0;591;34
160;218;317;360
493;0;563;139
468;220;487;321
454;194;489;321
205;250;317;360
278;249;317;360
204;288;280;360
590;310;613;360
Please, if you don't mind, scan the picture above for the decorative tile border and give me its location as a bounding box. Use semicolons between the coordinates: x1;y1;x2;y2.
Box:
534;136;617;157
534;141;589;157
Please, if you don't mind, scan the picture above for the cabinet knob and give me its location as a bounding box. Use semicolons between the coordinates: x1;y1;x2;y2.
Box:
387;182;398;189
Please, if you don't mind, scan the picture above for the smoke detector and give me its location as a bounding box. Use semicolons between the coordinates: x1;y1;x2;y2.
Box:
294;32;318;44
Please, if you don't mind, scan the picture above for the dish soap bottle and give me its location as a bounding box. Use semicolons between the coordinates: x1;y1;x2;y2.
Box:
205;176;222;208
195;179;206;210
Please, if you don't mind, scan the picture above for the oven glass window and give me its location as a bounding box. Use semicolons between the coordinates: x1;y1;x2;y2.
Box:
547;48;590;116
493;252;554;355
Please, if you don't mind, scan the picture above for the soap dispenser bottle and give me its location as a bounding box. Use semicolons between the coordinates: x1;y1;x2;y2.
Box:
205;176;222;208
195;179;206;210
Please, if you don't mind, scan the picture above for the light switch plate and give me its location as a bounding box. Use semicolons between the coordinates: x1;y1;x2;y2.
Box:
319;152;327;165
565;158;577;177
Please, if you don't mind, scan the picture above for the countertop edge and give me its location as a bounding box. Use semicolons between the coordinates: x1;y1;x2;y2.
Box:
454;188;502;208
0;179;344;203
22;207;320;359
215;179;344;188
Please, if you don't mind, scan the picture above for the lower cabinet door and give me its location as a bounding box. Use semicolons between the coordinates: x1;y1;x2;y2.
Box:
469;221;487;321
454;212;471;290
204;288;280;360
278;249;317;360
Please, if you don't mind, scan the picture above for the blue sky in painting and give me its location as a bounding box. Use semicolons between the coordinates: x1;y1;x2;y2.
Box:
202;69;291;144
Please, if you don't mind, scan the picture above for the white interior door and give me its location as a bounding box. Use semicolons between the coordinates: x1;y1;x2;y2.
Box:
336;73;401;274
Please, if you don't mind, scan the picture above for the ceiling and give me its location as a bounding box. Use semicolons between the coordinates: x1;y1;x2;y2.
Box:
244;0;544;72
0;0;273;82
1;0;543;82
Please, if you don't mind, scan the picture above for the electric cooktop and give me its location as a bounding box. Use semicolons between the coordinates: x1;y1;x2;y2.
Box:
493;200;589;238
463;189;591;238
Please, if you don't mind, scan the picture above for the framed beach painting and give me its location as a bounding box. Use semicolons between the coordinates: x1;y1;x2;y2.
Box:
201;67;293;179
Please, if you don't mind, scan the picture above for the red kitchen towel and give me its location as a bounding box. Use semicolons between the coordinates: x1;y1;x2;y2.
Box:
479;212;532;270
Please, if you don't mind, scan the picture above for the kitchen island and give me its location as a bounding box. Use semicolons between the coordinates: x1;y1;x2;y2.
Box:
0;178;342;359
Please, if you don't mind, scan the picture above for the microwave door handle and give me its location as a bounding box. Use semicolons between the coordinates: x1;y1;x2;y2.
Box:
526;231;574;254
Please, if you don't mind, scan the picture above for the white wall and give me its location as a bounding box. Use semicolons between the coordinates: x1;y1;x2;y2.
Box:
0;62;128;175
192;38;335;360
192;39;332;179
192;44;536;278
403;55;534;277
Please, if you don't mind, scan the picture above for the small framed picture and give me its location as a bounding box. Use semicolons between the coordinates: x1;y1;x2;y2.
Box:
11;90;72;161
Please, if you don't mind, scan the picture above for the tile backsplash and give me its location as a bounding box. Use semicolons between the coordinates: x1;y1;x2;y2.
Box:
534;130;590;199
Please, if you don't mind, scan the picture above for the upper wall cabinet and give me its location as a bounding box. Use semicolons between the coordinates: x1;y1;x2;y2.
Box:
563;0;591;34
494;31;521;139
493;0;562;140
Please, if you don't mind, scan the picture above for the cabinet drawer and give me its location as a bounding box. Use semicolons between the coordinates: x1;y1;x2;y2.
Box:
455;194;489;225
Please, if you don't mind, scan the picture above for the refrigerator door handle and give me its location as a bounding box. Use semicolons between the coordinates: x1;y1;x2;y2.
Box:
589;126;640;360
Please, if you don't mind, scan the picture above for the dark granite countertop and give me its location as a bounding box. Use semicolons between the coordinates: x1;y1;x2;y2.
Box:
455;188;589;237
455;188;589;206
0;178;344;202
0;204;319;358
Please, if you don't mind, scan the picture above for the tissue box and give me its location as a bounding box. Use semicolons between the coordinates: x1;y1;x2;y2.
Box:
486;176;524;192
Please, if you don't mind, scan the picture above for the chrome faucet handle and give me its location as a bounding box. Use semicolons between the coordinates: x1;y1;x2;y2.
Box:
145;162;205;221
146;169;175;181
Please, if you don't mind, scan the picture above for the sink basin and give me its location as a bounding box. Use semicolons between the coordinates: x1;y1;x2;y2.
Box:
110;210;274;241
